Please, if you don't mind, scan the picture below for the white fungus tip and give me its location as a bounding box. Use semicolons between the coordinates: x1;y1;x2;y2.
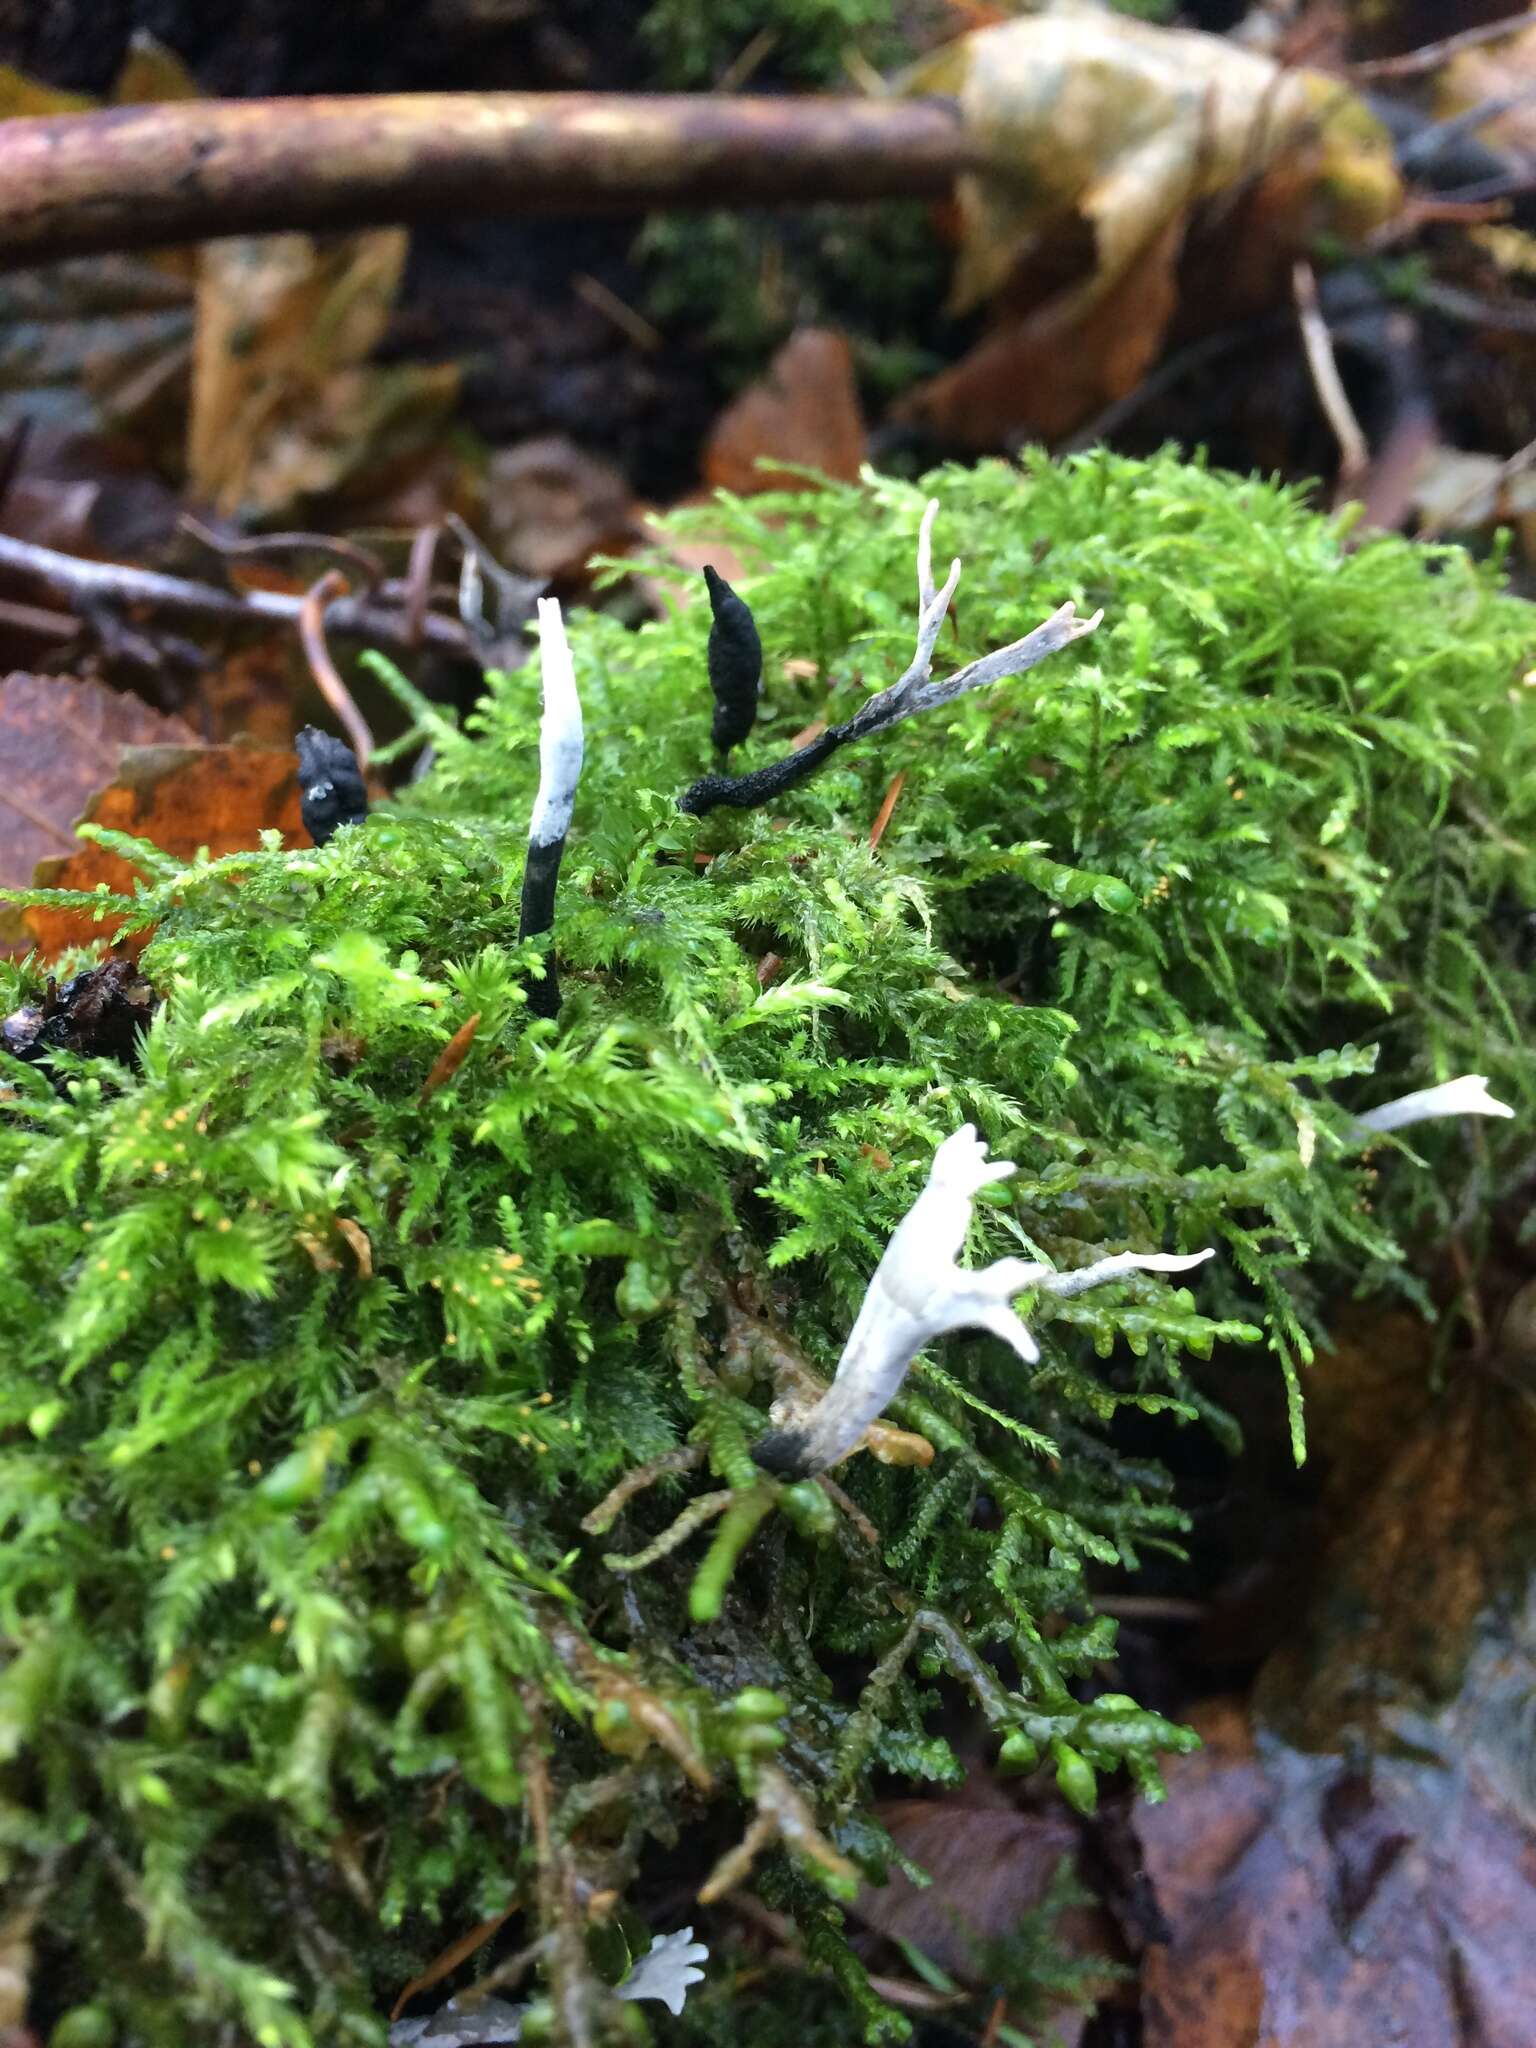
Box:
1355;1074;1515;1134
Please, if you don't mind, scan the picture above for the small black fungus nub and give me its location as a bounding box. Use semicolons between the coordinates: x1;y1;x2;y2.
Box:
750;1426;815;1481
296;726;369;848
704;564;762;754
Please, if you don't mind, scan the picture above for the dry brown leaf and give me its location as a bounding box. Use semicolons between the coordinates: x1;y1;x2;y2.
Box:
1138;1305;1536;2048
635;496;764;617
485;436;642;582
200;637;302;746
855;1798;1114;2042
25;743;304;959
110;31;201;106
703;328;868;496
188;231;459;522
0;673;195;905
903;213;1183;447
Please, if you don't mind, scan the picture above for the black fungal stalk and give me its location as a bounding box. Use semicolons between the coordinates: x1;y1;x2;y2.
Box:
704;564;762;753
680;500;1099;817
518;597;585;1019
296;726;369;847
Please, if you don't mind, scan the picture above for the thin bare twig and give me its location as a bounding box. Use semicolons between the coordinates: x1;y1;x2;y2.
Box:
389;1902;521;2020
816;1475;879;1548
299;571;375;768
1094;1594;1210;1623
1416;276;1536;334
1293;261;1369;497
179;514;385;588
0;594;76;643
1352;8;1536;79
403;521;443;650
446;513;544;658
523;1707;602;2048
0;528;474;656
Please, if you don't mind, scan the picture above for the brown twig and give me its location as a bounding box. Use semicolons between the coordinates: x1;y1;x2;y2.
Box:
816;1475;879;1548
389;1902;520;2020
523;1708;602;2048
418;1011;483;1107
403;522;443;650
179;514;385;588
1352;8;1536;79
1094;1594;1211;1623
1366;194;1512;249
299;571;375;768
1416;276;1536;334
0;94;971;266
1293;261;1369;499
0;529;473;656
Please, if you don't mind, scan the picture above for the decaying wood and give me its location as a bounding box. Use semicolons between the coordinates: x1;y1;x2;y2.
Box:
0;93;971;266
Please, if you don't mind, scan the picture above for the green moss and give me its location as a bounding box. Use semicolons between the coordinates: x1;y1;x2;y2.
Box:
1;451;1532;2046
637;0;915;90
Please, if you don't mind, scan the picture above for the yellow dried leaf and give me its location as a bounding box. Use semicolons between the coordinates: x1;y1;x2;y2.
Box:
906;11;1400;317
188;230;459;520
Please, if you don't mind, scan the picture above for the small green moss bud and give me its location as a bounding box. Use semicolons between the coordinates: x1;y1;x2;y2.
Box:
997;1729;1040;1775
730;1686;789;1719
779;1479;835;1541
1051;1738;1097;1816
51;2007;116;2048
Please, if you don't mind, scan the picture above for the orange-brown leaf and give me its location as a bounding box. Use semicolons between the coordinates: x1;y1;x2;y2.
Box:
0;672;195;901
24;742;304;958
703;328;867;496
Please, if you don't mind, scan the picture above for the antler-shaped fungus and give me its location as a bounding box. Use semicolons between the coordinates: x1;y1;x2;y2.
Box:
679;500;1100;816
753;1124;1213;1479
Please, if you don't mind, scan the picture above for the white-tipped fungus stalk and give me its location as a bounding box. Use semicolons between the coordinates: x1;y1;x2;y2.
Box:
753;1124;1214;1479
518;596;584;1018
680;498;1101;816
1351;1074;1515;1135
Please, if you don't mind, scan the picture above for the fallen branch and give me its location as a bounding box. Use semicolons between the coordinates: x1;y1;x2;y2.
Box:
0;529;475;658
0;94;970;265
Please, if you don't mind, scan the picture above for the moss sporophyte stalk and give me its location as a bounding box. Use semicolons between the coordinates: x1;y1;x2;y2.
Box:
0;452;1531;2046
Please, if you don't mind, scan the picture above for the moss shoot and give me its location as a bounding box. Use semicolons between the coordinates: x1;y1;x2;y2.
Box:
1;452;1532;2047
